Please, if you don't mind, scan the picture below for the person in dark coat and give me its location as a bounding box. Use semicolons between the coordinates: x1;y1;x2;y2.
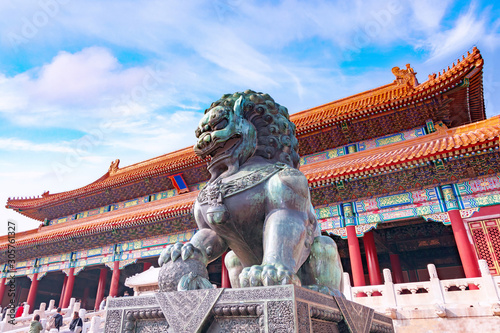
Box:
61;311;82;333
53;307;64;331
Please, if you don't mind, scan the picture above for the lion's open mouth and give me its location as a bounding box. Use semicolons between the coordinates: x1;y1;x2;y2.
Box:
194;134;241;161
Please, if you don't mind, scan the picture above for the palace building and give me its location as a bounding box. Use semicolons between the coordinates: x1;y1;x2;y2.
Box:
2;47;499;320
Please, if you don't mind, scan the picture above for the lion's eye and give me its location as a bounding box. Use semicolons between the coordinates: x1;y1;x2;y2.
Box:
213;119;228;130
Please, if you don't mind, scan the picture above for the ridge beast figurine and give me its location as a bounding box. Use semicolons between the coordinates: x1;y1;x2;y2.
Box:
158;90;343;294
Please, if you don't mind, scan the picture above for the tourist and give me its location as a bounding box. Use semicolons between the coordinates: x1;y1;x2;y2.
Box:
48;307;64;331
15;302;24;317
123;291;130;297
28;314;43;333
99;297;107;311
61;312;83;333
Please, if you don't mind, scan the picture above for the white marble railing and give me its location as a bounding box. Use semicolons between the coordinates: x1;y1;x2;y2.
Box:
0;299;106;333
344;259;500;320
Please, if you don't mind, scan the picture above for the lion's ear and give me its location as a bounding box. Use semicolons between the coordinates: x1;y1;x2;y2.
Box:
233;95;246;117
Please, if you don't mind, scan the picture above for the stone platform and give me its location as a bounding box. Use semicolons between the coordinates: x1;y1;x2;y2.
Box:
105;285;394;332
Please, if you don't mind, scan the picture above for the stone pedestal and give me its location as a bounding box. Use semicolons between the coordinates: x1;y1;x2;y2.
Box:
105;285;394;333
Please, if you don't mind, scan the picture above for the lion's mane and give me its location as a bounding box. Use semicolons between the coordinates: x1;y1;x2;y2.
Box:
205;90;300;169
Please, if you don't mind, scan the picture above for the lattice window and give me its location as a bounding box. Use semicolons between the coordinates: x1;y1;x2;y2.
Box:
486;221;500;272
469;219;500;275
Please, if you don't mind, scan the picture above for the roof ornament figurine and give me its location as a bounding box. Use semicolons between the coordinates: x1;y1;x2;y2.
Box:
392;63;419;88
157;90;343;295
108;159;120;176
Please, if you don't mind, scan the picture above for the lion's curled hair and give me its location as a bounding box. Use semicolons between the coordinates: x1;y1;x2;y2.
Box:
205;90;300;169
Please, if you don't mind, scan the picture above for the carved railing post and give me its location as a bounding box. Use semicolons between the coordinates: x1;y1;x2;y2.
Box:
78;309;87;332
39;302;46;312
65;298;76;316
48;299;55;312
342;272;352;301
427;264;445;305
89;316;101;333
383;268;397;310
22;304;30;317
73;301;81;314
34;302;47;319
478;259;500;303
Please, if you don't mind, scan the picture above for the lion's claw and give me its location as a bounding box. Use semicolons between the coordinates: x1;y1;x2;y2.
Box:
158;242;184;266
181;243;195;260
239;264;301;288
158;242;208;267
262;265;277;286
158;244;174;266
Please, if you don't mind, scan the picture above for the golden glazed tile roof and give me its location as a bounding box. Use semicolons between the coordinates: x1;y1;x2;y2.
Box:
0;191;198;249
301;116;500;183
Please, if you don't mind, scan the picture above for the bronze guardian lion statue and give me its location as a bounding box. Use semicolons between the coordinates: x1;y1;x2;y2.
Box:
158;90;343;294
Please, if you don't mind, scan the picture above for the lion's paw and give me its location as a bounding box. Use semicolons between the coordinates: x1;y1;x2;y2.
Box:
178;272;214;291
159;242;180;266
239;264;301;287
158;242;207;267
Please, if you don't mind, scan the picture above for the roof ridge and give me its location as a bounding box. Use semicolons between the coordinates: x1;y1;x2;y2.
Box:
290;82;397;120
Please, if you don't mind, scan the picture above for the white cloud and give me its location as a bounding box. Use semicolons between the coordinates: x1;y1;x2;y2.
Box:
409;0;453;31
0;47;160;126
31;47;147;105
426;4;487;62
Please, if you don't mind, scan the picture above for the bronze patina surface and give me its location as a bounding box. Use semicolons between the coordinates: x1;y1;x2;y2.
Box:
158;90;343;294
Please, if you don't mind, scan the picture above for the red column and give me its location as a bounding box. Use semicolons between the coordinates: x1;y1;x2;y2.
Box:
62;268;75;308
109;261;120;297
390;254;404;283
59;275;68;307
94;268;107;310
221;252;231;288
0;277;6;304
346;225;365;287
449;209;481;279
363;231;382;285
26;273;39;313
143;262;152;271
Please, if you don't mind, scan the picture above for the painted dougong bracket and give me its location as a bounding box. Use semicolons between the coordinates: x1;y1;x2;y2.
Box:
423;207;480;225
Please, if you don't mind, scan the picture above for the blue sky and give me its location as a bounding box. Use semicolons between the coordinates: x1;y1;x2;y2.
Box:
1;0;499;234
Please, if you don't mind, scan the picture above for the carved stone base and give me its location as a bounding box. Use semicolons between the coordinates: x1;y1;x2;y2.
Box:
105;285;394;333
